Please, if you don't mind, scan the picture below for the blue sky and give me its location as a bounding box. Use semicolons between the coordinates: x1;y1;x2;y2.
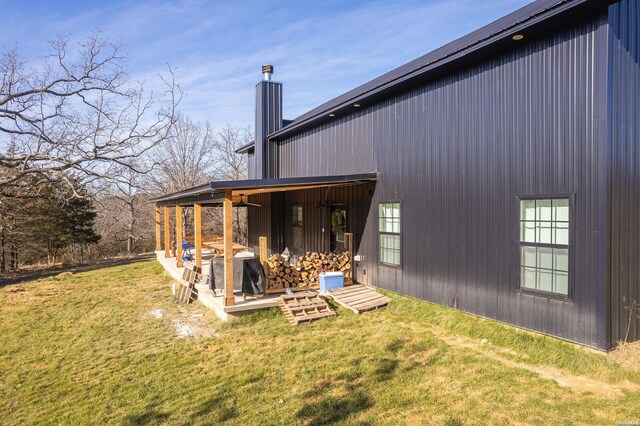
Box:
1;0;530;129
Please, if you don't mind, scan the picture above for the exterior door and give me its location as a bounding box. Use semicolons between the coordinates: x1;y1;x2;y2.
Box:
330;206;347;252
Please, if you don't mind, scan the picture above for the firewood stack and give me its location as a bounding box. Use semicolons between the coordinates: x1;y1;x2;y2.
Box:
266;255;300;290
264;251;352;292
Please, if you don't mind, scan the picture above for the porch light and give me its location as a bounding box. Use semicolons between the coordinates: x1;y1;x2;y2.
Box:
512;34;524;41
353;103;360;107
329;113;335;117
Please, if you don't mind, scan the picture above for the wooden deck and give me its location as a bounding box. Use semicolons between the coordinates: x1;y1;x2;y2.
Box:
327;285;391;314
156;251;281;320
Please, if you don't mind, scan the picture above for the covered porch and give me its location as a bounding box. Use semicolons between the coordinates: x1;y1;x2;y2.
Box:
151;173;377;319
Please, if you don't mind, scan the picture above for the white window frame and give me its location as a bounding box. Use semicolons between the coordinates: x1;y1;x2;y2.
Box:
519;196;571;298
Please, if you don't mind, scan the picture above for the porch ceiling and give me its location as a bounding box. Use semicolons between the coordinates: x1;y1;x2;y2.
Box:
151;173;377;207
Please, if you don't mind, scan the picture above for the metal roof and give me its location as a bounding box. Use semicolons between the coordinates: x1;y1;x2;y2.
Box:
268;0;610;140
151;173;378;206
235;140;255;154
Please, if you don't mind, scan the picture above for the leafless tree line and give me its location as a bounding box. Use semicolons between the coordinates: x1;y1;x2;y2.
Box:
94;115;251;258
0;33;250;268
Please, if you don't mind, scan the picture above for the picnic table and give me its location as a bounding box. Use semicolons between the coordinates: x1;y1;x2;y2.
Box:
203;241;249;257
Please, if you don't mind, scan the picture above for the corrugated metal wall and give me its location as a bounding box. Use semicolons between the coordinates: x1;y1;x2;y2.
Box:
247;151;256;180
609;0;640;345
281;184;373;254
271;15;610;348
247;193;272;252
277;115;376;178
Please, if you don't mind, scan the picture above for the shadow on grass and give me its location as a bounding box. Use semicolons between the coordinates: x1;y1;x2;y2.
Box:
123;403;170;425
0;254;156;288
186;389;239;424
296;391;373;426
373;357;399;382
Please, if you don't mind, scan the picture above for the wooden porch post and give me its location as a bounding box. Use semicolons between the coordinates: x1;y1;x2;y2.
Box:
176;205;183;268
259;236;268;271
155;207;162;251
344;232;353;283
194;203;202;270
163;206;171;258
223;189;235;307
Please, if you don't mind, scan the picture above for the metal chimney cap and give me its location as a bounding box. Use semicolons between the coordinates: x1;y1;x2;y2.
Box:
262;64;273;81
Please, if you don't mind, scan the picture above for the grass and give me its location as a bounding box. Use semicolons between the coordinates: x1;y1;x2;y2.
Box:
1;259;639;425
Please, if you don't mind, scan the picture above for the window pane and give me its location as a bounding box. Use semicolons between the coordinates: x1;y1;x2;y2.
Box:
553;199;569;222
537;221;552;244
392;203;400;218
537;200;552;221
554;271;568;295
379;203;401;266
555;222;569;245
521;221;536;243
538;247;553;270
522;267;537;289
522;246;537;267
554;249;569;272
538;269;553;292
521;200;536;221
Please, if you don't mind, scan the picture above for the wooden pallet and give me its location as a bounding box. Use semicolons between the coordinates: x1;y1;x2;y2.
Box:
278;291;336;325
328;285;391;314
175;264;201;304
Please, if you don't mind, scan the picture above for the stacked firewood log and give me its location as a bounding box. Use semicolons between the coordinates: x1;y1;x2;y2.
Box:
265;251;351;291
265;255;300;290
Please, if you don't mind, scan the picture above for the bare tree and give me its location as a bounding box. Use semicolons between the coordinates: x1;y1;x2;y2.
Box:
94;167;154;255
0;32;180;198
212;124;249;181
147;113;215;194
213;124;250;243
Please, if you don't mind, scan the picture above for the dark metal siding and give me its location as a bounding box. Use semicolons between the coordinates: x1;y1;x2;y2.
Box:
281;184;374;254
254;81;282;179
273;16;609;348
609;0;640;345
277;115;376;178
247;150;256;180
247;193;272;252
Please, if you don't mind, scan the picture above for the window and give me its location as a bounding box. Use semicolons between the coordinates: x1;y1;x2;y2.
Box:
292;205;303;227
519;198;569;296
379;202;401;266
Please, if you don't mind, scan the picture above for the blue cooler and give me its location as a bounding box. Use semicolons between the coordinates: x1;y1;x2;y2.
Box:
319;272;344;292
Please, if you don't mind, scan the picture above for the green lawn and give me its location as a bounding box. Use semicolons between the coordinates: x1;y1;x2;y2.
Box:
1;259;639;425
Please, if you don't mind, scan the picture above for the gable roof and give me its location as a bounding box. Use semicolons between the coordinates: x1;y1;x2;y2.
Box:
268;0;611;141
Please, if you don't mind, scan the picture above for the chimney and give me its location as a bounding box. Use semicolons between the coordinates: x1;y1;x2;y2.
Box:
262;64;273;81
254;65;282;179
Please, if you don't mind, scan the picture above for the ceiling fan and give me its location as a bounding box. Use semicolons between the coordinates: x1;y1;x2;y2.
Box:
235;194;261;207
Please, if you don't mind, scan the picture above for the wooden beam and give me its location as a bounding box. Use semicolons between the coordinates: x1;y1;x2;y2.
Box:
176;205;183;268
163;206;171;257
223;189;235;307
155;207;162;251
344;232;353;282
194;203;203;270
259;236;268;272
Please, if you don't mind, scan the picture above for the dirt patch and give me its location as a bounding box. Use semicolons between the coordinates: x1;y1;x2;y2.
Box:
610;341;640;372
401;321;638;399
439;333;638;399
171;308;219;339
